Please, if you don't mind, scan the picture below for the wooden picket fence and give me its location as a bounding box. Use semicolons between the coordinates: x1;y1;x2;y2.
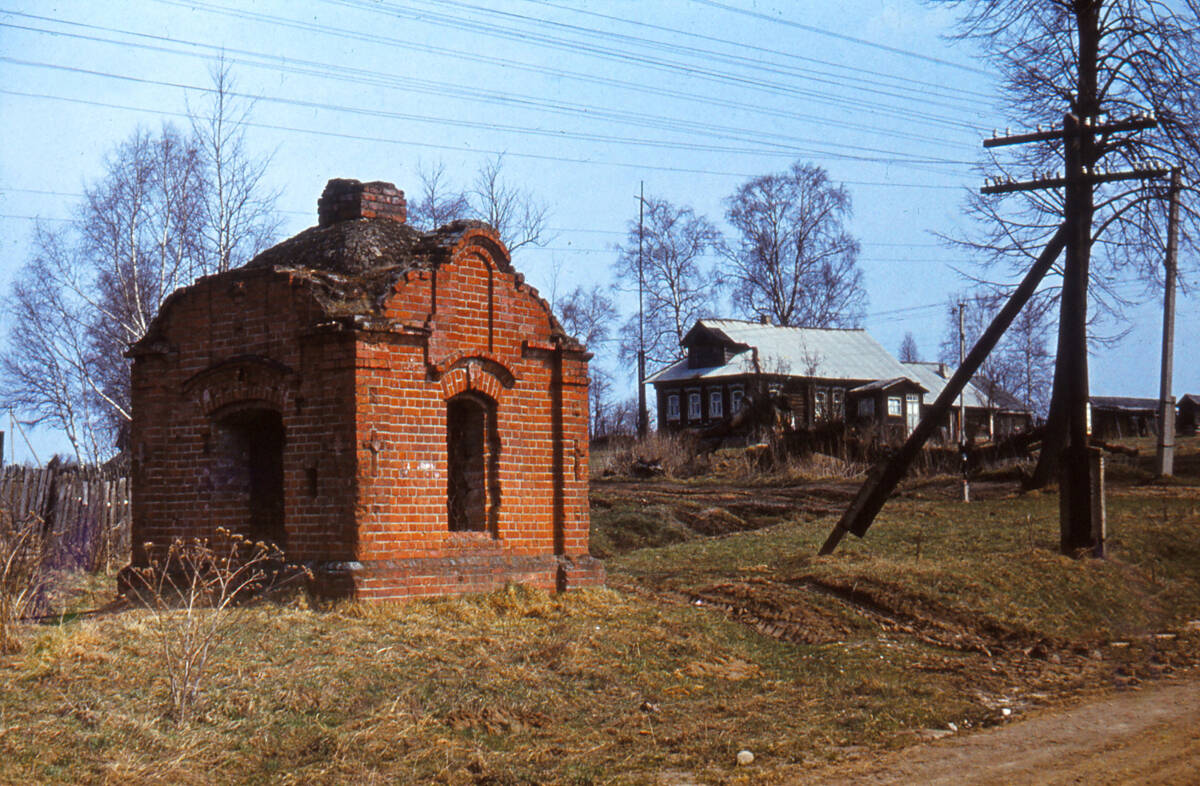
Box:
0;464;131;573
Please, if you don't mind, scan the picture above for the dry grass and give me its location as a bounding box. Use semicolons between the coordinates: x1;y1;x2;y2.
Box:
593;433;868;485
591;430;713;479
0;583;986;785
1;436;1198;783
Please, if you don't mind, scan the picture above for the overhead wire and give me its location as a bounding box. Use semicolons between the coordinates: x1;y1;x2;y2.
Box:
380;0;994;114
521;0;996;103
0;46;975;169
0;60;973;178
0;87;967;186
3;9;983;157
319;0;990;133
139;0;991;138
688;0;990;76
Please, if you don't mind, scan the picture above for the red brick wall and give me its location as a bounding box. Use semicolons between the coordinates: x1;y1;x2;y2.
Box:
354;228;599;599
128;222;602;600
129;270;360;567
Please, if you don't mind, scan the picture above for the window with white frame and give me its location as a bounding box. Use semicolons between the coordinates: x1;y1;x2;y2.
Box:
832;388;845;419
887;396;902;417
814;389;828;421
687;391;702;420
730;386;744;414
666;393;680;421
709;390;723;418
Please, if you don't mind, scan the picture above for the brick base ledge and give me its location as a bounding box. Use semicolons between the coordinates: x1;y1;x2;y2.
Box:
309;552;605;600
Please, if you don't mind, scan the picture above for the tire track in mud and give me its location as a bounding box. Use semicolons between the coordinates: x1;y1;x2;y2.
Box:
610;572;1064;660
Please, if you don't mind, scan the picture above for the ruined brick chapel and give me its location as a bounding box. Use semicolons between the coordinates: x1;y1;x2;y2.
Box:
126;178;604;599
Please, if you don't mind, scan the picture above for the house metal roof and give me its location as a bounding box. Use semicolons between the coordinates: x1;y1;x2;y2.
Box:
647;319;915;385
901;361;1000;411
1090;395;1160;413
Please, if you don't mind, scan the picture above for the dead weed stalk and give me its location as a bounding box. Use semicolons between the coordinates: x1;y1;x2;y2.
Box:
129;528;308;723
0;510;54;653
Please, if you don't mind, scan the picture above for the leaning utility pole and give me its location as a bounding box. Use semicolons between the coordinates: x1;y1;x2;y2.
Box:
636;182;648;438
820;225;1067;555
1156;167;1181;477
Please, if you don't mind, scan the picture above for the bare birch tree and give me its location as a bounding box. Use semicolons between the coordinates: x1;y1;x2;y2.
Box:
0;229;106;463
614;196;720;367
898;332;921;362
407;155;549;255
3;125;209;455
469;154;550;253
557;284;618;351
189;58;280;272
407;160;472;230
722;161;866;328
1;63;279;459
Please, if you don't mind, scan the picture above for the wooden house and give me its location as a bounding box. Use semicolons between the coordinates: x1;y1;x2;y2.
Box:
647;319;1032;444
647;319;927;443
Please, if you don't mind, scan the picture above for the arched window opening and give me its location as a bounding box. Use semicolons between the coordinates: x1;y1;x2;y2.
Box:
446;393;500;534
211;407;286;548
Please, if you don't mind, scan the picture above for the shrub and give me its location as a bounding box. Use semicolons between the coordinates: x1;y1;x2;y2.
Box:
129;529;308;722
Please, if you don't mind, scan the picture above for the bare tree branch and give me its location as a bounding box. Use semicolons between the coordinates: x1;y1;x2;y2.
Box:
720;161;867;328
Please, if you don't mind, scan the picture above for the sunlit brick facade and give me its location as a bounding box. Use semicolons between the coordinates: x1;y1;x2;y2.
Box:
125;178;603;599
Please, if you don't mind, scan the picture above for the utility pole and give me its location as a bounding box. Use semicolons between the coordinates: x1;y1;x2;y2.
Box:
980;112;1164;557
1059;112;1095;555
636;181;648;438
820;111;1168;557
1156;167;1181;477
958;301;969;503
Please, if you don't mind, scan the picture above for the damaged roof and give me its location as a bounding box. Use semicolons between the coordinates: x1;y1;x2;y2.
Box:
245;217;501;317
1090;395;1160;412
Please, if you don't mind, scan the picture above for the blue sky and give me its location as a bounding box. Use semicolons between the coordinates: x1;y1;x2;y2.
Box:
1;0;1194;462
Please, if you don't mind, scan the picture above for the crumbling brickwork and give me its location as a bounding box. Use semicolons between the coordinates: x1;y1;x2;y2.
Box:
126;178;603;599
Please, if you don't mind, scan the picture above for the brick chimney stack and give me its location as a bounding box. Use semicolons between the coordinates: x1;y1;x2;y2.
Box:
318;179;407;227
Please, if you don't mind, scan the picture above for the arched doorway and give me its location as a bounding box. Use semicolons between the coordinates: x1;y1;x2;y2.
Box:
211;406;286;548
446;393;499;534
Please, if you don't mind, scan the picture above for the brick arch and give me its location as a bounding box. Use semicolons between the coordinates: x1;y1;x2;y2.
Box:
183;355;292;416
439;359;508;403
432;351;515;387
454;227;512;273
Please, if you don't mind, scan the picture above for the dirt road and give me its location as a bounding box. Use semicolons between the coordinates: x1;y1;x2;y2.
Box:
808;679;1200;785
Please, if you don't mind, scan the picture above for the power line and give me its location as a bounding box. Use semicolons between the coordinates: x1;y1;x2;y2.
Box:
688;0;990;76
523;0;996;103
402;0;994;113
0;86;971;187
0;52;976;169
2;11;983;156
321;0;990;133
133;0;989;137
